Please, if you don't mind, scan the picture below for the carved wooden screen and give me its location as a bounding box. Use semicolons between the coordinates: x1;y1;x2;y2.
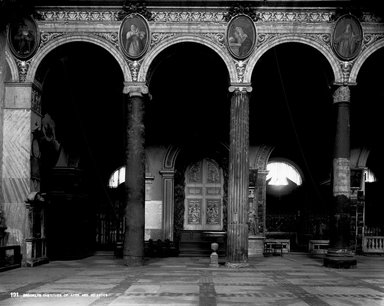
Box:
184;159;223;231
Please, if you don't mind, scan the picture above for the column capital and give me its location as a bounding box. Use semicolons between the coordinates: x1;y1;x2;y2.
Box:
123;82;149;97
229;83;252;93
333;85;350;104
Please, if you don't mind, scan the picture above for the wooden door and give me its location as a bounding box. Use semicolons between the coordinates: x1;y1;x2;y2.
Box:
184;159;223;231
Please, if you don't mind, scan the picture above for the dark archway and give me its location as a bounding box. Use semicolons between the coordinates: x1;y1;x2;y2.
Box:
354;47;384;236
251;43;334;250
36;42;125;259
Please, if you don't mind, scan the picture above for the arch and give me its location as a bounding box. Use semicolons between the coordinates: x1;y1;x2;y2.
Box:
350;39;384;84
139;35;237;83
26;34;131;83
249;145;275;171
244;35;342;84
350;147;370;168
5;50;19;82
162;145;181;171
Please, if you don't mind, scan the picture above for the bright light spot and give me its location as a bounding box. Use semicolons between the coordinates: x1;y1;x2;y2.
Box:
266;162;302;186
365;169;376;183
109;166;125;188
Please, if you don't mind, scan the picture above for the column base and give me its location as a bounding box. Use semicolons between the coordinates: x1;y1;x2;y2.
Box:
124;255;144;266
323;249;357;269
225;262;249;269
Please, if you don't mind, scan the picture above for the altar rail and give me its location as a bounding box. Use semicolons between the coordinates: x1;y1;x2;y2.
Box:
362;236;384;254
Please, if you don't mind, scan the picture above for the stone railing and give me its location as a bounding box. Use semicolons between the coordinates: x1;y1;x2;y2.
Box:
362;236;384;254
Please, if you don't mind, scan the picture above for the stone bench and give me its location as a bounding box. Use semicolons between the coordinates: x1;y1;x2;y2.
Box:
308;240;330;254
0;245;22;272
264;239;290;256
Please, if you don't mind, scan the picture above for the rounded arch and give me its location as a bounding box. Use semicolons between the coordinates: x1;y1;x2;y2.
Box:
139;35;237;83
5;50;19;81
244;35;342;84
350;40;384;84
26;34;131;82
249;145;275;171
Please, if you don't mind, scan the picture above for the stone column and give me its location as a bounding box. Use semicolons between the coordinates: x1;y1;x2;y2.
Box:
226;85;251;267
123;82;147;266
324;85;356;268
256;170;268;235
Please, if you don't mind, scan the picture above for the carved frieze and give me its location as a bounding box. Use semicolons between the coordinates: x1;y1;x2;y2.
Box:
95;32;119;49
202;33;225;48
37;10;118;21
152;11;224;23
39;32;65;48
257;11;332;23
150;33;176;49
362;33;384;51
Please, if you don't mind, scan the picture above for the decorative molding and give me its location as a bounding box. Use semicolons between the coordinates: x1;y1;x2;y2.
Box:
37;10;119;21
256;33;332;49
123;82;148;96
39;32;65;49
150;32;177;49
117;2;153;21
224;6;258;22
229;84;252;93
257;11;332;23
15;59;32;82
234;59;248;83
202;33;225;48
362;33;384;50
152;11;224;23
95;32;119;49
31;87;42;114
127;60;143;82
339;61;355;84
333;86;350;103
36;9;381;24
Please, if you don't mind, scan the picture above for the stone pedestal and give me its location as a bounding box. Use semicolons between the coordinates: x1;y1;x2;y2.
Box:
248;235;265;257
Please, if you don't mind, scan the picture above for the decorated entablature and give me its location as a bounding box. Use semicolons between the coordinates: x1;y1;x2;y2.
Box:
5;3;384;87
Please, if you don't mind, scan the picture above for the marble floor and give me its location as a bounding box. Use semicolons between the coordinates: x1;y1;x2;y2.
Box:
0;253;383;305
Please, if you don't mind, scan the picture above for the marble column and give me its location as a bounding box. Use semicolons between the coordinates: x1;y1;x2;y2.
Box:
324;85;356;268
226;85;251;267
123;82;147;266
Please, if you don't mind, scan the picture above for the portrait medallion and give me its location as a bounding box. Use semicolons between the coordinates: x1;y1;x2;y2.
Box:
226;14;257;60
119;14;150;60
332;14;363;61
